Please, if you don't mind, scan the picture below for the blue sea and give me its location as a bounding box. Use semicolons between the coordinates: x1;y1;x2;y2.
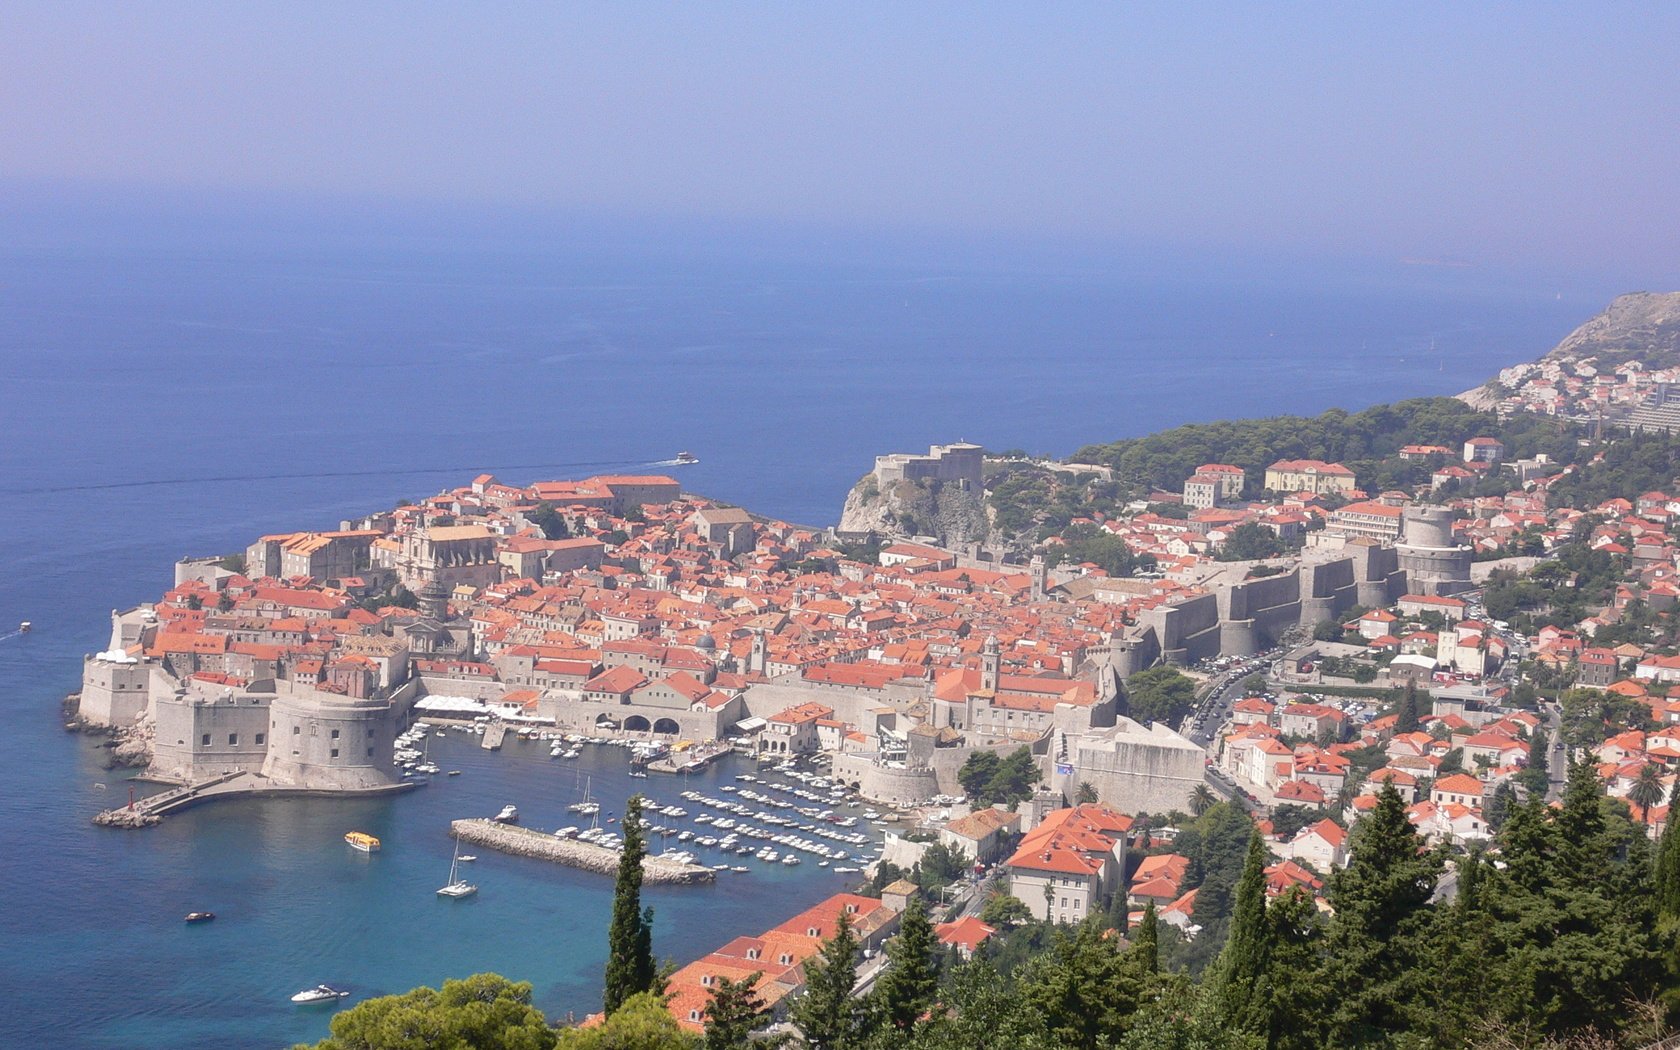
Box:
0;205;1606;1048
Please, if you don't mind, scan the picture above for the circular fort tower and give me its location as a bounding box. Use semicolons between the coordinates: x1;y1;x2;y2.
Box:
1395;506;1473;597
261;691;400;790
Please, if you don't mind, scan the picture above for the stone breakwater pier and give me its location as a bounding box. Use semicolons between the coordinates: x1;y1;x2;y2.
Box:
448;819;717;885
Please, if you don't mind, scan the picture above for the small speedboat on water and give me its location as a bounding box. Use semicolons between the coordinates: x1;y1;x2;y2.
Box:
291;985;350;1005
184;911;216;924
674;450;698;464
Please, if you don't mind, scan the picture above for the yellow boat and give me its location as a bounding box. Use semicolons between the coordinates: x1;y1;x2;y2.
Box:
344;831;380;853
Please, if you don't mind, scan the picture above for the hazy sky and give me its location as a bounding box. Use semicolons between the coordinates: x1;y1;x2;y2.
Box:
4;4;1677;272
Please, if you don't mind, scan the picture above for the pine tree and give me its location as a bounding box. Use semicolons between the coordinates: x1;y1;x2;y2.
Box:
603;794;656;1015
790;909;861;1050
1130;901;1158;975
1483;780;1516;830
703;972;766;1050
1322;784;1441;1045
1016;918;1141;1050
1655;781;1680;920
1206;832;1272;1035
914;955;1056;1050
871;895;941;1033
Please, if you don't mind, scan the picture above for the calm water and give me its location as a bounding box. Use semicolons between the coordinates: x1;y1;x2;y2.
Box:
0;219;1599;1047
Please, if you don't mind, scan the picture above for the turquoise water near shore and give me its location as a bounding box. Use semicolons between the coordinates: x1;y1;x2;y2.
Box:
0;223;1604;1046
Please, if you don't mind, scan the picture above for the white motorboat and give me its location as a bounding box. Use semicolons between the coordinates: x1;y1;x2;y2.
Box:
493;805;519;824
291;984;350;1005
437;841;478;899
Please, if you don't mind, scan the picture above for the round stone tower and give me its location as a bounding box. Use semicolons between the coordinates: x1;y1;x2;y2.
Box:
1396;505;1473;596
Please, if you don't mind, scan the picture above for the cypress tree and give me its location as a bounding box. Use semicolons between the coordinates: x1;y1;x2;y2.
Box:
703;972;766;1050
1207;831;1272;1034
871;895;941;1033
1655;782;1680;920
1518;727;1551;796
602;794;656;1015
1131;901;1158;975
790;909;862;1050
1263;886;1324;1050
1395;681;1420;734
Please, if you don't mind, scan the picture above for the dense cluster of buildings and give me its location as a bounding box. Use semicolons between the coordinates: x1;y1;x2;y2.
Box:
1474;356;1680;426
79;471;1204;813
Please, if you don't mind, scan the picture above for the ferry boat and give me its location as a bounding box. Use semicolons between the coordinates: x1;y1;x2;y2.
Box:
344;831;381;853
291;984;350;1005
674;450;698;464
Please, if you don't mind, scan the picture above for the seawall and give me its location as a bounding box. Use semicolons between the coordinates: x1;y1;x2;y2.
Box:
448;818;717;885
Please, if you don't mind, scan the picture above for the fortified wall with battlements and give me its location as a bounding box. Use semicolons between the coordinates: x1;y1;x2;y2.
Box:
1108;526;1466;675
872;442;985;491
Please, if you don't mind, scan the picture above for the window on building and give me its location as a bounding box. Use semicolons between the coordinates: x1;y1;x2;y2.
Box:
366;747;374;757
331;729;340;739
293;725;301;736
228;733;238;745
330;748;340;758
255;733;265;745
201;734;211;746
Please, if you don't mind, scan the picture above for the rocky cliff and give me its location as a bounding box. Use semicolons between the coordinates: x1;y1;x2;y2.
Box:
1540;291;1680;367
838;472;991;546
1459;291;1680;405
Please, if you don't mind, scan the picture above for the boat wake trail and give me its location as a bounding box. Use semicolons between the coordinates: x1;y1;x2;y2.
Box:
16;460;658;497
0;630;25;644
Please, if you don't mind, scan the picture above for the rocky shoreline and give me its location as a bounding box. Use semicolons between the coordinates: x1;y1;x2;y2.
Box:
449;818;717;885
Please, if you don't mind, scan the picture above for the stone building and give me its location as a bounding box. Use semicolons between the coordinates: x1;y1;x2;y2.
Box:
1264;459;1357;496
872;442;985;491
389;524;502;591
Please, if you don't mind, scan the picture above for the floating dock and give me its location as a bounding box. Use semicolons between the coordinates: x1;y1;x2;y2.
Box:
449;818;716;885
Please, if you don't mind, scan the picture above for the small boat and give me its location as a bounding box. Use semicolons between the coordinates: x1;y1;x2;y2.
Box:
18;621;31;633
291;985;350;1005
437;841;478;899
447;770;462;776
628;770;648;779
184;911;216;924
674;450;698;464
344;831;380;853
457;855;477;862
493;805;519;824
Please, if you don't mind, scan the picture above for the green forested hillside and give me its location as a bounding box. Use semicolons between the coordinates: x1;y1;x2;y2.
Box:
1069;397;1579;496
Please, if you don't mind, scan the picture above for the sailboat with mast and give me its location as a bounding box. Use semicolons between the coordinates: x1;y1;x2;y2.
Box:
437;840;478;898
567;775;600;816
